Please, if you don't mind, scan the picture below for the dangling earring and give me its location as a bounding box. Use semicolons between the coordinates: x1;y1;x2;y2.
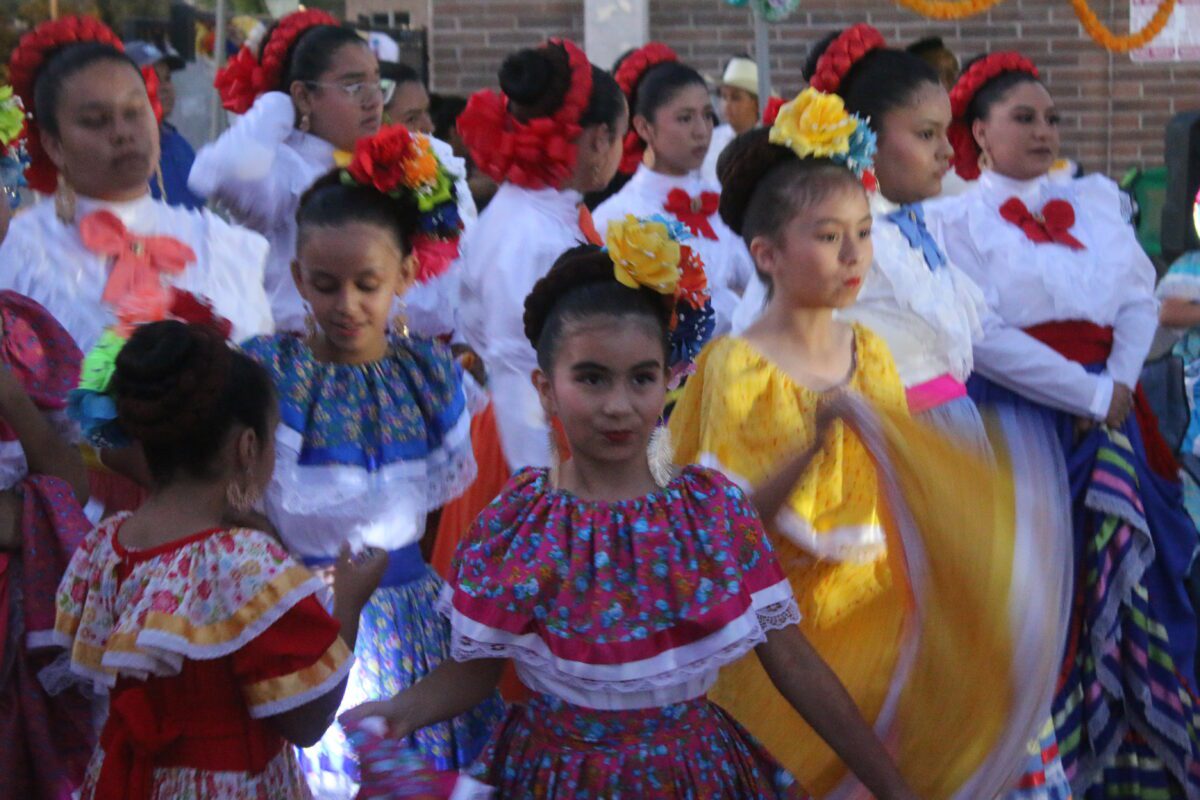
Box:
547;419;564;488
647;425;676;488
226;467;260;512
54;172;76;225
391;302;409;339
299;112;311;133
978;147;993;172
303;302;318;340
153;163;169;205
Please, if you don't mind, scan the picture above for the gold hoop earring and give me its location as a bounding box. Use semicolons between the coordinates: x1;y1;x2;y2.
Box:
54;172;76;225
978;147;993;172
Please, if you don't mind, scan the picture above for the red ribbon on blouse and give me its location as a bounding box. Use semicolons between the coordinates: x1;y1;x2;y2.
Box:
999;197;1085;250
664;189;720;240
79;210;197;309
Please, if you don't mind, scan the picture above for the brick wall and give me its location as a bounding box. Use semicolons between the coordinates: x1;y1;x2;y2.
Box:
428;0;1200;177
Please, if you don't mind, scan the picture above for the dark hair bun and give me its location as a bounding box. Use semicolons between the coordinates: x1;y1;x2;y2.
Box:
523;245;616;346
499;44;571;118
803;31;841;82
717;128;794;236
113;320;232;447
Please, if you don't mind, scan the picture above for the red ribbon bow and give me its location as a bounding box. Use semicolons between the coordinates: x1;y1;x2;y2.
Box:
79;210;197;310
998;197;1085;251
664;189;720;240
93;687;185;799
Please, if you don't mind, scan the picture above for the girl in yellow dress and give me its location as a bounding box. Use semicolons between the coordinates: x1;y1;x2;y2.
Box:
671;88;1074;798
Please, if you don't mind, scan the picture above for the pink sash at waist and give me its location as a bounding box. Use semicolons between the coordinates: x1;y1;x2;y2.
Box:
906;373;967;414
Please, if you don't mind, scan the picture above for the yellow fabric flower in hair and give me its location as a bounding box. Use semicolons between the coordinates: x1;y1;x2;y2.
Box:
606;215;681;294
769;88;857;160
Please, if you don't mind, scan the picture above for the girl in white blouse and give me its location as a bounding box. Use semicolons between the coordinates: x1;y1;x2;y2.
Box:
926;51;1200;798
190;14;384;333
453;39;628;472
593;44;754;337
0;18;273;516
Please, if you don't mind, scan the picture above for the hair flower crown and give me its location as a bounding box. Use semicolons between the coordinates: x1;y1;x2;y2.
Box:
67;290;232;449
768;87;876;186
341;124;463;283
604;215;715;387
0;86;29;209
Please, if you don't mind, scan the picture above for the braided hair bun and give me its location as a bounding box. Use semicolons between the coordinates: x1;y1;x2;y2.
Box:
523;245;673;372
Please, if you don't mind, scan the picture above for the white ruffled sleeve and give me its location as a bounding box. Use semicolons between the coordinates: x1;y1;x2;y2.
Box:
177;210;274;342
188;92;305;232
931;197;1113;420
1076;176;1158;389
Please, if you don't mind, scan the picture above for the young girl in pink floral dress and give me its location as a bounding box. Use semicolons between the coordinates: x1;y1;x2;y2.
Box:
344;219;918;799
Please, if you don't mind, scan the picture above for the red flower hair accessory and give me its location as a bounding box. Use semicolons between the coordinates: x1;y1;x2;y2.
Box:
214;9;337;114
457;38;594;190
8;16;162;194
614;42;678;175
808;24;886;94
342;124;464;283
762;96;786;126
948;51;1038;179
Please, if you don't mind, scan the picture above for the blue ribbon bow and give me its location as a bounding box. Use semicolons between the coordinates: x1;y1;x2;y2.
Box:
887;204;947;271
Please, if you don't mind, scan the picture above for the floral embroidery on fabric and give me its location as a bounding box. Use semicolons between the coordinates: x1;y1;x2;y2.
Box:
241;333;467;470
54;515;322;688
447;465;796;680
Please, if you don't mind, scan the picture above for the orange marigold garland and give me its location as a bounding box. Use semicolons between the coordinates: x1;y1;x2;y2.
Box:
893;0;1176;51
614;42;678;175
9;16;162;194
892;0;1006;19
214;9;337;113
1069;0;1176;53
457;38;593;191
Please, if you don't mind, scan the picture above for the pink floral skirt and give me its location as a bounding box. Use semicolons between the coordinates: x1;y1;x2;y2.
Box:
468;692;804;799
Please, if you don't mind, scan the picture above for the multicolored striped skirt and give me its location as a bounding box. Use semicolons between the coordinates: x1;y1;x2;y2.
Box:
971;373;1200;798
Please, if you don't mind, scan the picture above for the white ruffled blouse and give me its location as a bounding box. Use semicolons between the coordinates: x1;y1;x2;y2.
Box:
838;193;986;386
593;165;755;337
927;171;1157;418
455;182;592;471
0;194;273;353
190;91;476;334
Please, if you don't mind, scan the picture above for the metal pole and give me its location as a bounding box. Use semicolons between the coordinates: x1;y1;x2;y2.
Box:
752;7;771;120
209;0;228;141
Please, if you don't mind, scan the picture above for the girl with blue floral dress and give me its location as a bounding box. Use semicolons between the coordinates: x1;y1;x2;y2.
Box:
241;124;504;799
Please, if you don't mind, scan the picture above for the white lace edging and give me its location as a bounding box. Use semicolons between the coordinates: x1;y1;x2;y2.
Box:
439;580;797;695
269;408;477;517
65;573;326;692
247;650;354;719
